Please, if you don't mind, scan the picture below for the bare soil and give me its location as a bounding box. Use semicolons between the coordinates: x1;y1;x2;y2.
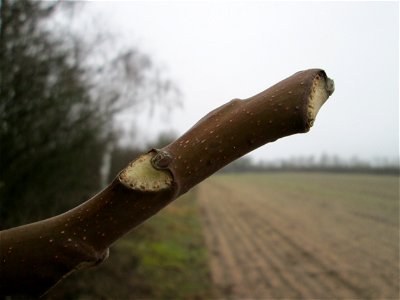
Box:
197;173;399;299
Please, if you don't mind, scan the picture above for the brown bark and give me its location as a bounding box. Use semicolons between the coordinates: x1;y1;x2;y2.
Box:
0;69;334;297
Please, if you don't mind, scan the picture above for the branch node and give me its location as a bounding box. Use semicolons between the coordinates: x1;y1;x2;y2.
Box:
151;149;173;170
119;153;173;192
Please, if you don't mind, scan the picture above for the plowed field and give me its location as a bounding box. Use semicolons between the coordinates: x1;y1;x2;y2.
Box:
197;173;399;299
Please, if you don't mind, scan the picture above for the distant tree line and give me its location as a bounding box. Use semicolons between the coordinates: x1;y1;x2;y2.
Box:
108;136;399;177
221;154;399;175
106;130;399;177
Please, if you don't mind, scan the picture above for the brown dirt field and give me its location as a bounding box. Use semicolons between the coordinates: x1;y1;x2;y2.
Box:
197;173;399;299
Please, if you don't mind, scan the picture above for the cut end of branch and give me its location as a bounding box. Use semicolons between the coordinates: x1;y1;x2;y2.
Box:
307;73;335;128
119;153;173;192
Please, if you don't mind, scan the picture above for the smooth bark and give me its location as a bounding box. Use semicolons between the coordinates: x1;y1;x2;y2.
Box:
0;69;334;297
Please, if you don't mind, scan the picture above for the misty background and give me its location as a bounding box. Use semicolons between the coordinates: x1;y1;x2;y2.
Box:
0;1;398;299
1;0;398;248
80;1;399;166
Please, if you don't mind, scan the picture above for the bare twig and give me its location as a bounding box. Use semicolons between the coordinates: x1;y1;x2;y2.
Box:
0;69;334;297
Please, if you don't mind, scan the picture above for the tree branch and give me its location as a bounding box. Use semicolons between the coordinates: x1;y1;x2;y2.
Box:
0;69;334;297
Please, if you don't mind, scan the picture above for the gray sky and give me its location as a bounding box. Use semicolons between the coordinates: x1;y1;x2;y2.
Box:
82;1;398;164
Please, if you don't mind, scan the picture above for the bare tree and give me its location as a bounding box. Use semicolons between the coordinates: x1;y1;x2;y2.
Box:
0;69;334;297
0;0;179;229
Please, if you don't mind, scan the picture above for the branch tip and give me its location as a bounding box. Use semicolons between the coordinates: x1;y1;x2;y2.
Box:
306;73;334;128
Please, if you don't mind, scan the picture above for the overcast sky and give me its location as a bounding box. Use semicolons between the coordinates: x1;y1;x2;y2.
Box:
81;1;398;164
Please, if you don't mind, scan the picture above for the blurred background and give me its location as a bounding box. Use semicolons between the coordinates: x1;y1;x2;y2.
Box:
0;1;398;299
